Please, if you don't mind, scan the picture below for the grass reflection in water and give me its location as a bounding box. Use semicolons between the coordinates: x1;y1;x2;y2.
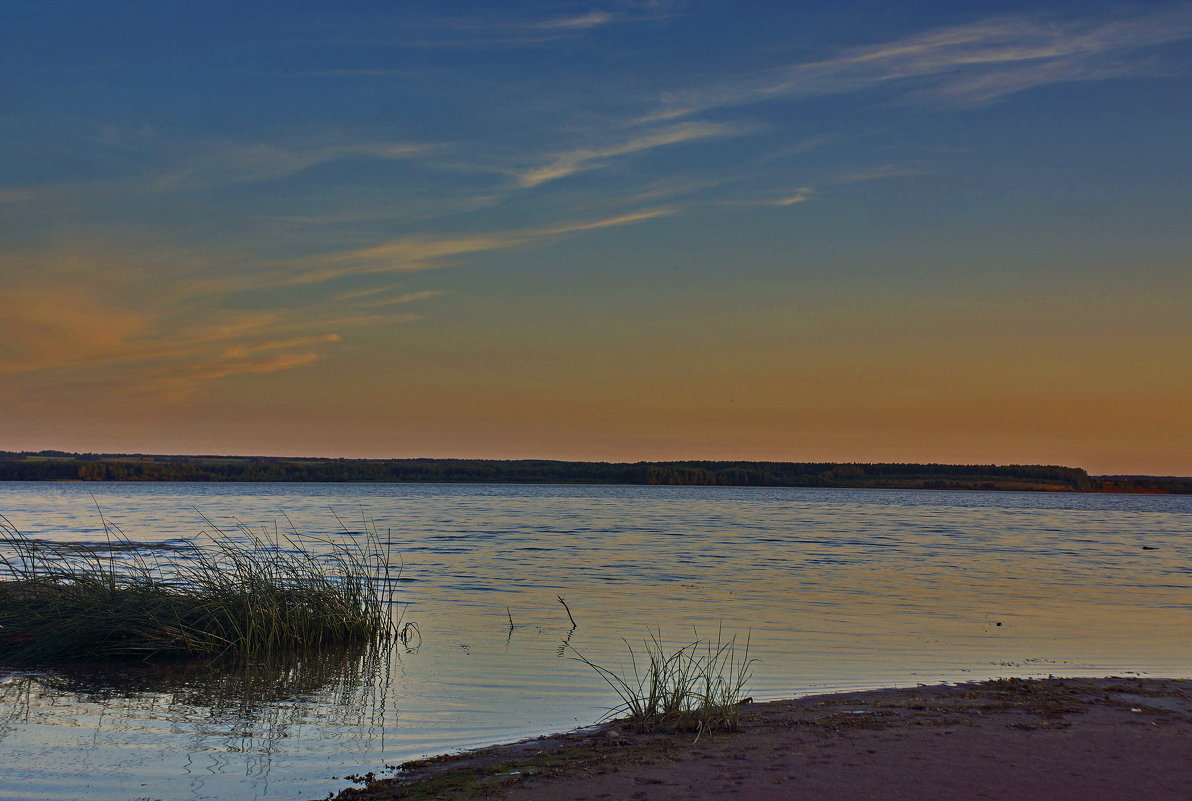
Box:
0;641;400;773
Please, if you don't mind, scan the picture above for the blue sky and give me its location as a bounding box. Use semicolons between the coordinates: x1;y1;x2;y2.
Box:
2;1;1190;473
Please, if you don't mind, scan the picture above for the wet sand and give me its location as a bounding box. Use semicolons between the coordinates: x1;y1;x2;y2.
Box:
328;677;1192;801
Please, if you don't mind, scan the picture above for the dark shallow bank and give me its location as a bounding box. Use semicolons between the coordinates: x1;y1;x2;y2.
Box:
325;677;1192;801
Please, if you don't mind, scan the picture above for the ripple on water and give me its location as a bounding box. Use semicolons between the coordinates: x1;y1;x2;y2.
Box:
0;482;1190;801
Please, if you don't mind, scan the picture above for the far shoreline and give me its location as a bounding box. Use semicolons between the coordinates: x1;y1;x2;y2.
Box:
10;477;1186;496
2;451;1189;494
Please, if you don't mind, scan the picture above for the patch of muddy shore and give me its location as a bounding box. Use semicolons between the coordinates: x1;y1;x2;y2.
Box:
324;677;1192;801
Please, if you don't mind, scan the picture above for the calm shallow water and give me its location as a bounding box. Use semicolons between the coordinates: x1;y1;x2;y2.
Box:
1;482;1190;800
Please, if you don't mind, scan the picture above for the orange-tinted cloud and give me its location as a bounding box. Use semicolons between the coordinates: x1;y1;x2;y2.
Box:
0;289;148;374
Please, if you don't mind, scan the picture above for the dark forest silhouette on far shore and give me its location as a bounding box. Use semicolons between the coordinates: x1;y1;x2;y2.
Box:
1;452;1188;493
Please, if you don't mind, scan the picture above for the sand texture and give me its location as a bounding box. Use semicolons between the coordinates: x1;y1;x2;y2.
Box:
329;677;1192;801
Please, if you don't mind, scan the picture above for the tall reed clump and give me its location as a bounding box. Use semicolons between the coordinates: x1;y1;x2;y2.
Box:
0;513;400;665
571;629;755;735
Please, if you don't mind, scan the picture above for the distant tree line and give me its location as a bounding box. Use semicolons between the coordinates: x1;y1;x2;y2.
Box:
2;451;1186;493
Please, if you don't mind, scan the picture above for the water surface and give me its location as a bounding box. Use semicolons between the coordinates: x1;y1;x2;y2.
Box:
1;482;1189;800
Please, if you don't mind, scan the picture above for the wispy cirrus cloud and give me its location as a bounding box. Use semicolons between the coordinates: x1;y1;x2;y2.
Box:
837;164;930;183
531;11;616;31
0;236;435;404
0;285;317;382
0;289;149;376
163;207;675;334
915;53;1145;106
355;290;444;309
0;299;398;402
648;5;1192;118
0;188;36;204
525;2;684;32
220;334;342;360
715;187;814;208
131;351;324;401
0;135;437;211
515;122;744;188
771;188;814;206
121;310;423;401
332;284;404;303
312;2;679;49
293;68;426;78
274;207;676;287
714;165;922;209
157;140;434;190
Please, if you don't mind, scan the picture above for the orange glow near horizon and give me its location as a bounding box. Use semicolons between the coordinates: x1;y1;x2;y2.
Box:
3;269;1187;476
3;5;1190;476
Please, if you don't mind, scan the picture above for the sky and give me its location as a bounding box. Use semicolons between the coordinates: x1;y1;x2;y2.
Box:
1;1;1190;474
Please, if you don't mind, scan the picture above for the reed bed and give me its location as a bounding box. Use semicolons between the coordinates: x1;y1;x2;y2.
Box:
571;628;755;735
0;512;401;665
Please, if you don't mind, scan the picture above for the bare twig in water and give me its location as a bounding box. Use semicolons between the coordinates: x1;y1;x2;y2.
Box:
506;606;515;629
557;595;577;628
556;626;576;657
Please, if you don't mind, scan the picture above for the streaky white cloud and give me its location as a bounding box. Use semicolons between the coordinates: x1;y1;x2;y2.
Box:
646;5;1192;118
774;188;814;206
0;135;439;208
0;289;148;375
609;177;735;206
172;208;675;301
157;141;434;190
516;122;744;188
332;284;403;302
0;188;35;204
717;187;814;207
255;208;409;227
357;290;444;308
272;207;676;287
336;234;509;267
126;312;425;401
534;208;676;236
837;165;929;183
294;68;425;77
755;136;834;164
221;334;342;360
0;233;442;406
317;2;676;49
0;255;383;396
131;351;323;401
532;12;615;30
917;54;1145;106
195;352;321;380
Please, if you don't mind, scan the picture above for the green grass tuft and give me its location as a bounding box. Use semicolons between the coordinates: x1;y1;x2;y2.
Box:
570;628;755;735
0;512;402;665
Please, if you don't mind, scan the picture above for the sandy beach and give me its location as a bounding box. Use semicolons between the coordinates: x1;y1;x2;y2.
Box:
328;677;1192;801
